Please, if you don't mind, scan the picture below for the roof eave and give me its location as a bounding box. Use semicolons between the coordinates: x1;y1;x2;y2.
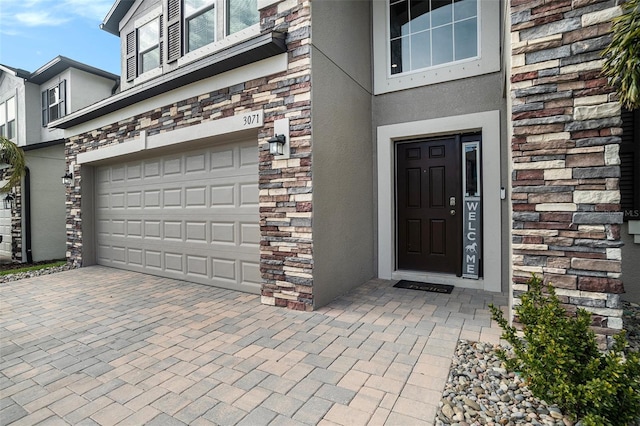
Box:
101;0;135;36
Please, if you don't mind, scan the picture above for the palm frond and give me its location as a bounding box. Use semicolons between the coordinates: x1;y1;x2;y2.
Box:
0;136;26;192
602;0;640;110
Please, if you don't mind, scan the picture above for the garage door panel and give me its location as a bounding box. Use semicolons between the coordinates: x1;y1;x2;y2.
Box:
240;223;260;245
240;183;259;205
127;191;142;208
239;145;259;166
186;153;206;172
163;157;182;176
186;255;208;276
111;192;126;208
111;166;126;182
127;220;143;237
127;163;142;180
241;261;261;285
128;248;143;266
95;139;260;294
144;190;161;207
185;187;207;207
144;161;161;178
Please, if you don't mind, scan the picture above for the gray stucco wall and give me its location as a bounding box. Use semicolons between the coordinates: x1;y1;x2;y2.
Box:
622;222;640;303
311;0;375;307
373;72;510;292
24;83;41;145
25;144;66;262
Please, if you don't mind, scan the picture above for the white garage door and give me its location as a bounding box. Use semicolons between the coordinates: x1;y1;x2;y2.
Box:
95;140;261;293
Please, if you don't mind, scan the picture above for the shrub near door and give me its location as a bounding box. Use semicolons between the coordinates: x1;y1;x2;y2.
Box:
489;274;640;426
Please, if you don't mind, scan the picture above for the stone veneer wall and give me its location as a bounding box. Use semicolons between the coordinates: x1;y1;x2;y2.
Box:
510;0;625;343
0;167;22;262
65;0;315;310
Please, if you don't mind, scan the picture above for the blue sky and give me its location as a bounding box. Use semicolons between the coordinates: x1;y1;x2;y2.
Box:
0;0;121;76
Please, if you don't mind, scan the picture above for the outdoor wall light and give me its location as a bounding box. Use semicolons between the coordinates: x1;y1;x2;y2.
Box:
3;193;15;210
268;134;287;156
61;172;73;186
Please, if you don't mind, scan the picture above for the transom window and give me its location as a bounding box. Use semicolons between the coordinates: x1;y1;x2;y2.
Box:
389;0;478;75
138;18;161;74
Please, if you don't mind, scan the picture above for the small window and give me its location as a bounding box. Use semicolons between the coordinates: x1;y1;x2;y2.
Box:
5;97;16;140
0;102;5;137
389;0;478;75
227;0;258;35
139;18;161;74
41;82;66;126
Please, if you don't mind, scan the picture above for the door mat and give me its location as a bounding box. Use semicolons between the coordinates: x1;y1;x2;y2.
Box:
393;280;454;294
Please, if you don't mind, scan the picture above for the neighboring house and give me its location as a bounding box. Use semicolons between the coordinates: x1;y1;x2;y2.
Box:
51;0;638;342
0;57;119;263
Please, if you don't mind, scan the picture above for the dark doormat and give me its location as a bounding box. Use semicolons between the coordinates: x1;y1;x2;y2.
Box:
393;280;454;294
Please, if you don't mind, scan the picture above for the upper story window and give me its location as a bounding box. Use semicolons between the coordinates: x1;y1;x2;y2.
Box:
185;0;216;52
139;18;162;73
127;14;163;81
42;81;66;126
126;0;258;82
373;0;500;94
0;97;16;140
166;0;258;62
389;0;478;75
227;0;259;35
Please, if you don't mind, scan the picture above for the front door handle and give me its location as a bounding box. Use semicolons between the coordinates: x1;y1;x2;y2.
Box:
449;196;456;207
450;209;456;216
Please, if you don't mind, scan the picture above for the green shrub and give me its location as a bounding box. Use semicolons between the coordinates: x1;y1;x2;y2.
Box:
489;274;640;425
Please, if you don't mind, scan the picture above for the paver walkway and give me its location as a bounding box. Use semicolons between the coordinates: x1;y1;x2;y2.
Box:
1;266;507;425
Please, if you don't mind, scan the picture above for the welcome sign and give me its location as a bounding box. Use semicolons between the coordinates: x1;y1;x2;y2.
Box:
463;197;481;279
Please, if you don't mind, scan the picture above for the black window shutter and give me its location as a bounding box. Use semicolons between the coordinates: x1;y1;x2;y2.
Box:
166;0;182;63
41;90;48;126
58;80;66;118
126;30;137;81
620;109;640;220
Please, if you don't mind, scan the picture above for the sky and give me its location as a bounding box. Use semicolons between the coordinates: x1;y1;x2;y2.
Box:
0;0;121;76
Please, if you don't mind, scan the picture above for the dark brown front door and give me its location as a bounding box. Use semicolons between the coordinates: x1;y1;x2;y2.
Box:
397;137;461;274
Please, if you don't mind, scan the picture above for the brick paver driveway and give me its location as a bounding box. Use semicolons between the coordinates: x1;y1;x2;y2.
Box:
1;266;506;425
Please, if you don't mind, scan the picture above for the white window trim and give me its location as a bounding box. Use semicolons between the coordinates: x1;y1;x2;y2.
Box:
376;110;502;292
373;0;501;95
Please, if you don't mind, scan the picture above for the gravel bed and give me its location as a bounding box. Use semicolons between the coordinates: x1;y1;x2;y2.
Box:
0;263;73;283
436;302;640;426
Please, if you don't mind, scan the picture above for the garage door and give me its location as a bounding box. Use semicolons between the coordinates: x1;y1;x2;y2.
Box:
95;140;261;293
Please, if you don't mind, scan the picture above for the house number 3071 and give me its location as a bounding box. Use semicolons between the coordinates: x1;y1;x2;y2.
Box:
243;114;260;126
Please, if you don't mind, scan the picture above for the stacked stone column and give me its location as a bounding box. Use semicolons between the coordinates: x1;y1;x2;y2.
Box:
510;0;625;343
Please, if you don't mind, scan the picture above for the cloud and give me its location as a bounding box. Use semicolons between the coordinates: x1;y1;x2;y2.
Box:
15;12;71;27
1;0;112;31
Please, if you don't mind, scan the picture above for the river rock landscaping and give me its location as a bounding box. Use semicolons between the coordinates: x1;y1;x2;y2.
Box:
436;304;640;426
